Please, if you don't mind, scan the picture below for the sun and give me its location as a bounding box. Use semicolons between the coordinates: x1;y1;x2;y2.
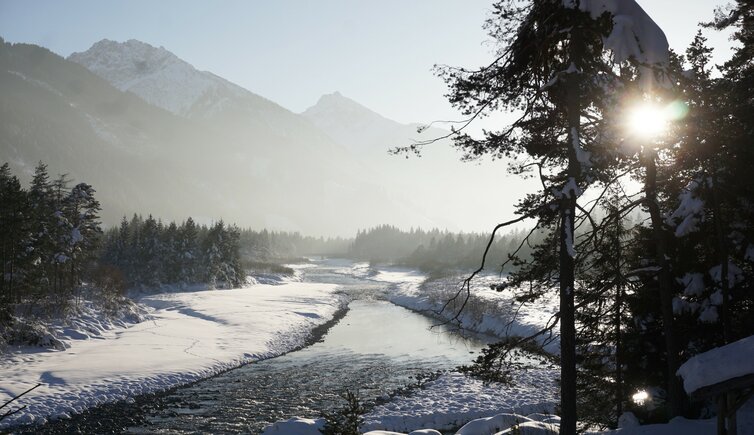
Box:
627;103;669;139
625;100;689;141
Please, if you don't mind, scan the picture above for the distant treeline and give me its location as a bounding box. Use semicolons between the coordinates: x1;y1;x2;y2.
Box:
348;224;542;273
100;215;245;289
1;160;539;315
238;229;350;260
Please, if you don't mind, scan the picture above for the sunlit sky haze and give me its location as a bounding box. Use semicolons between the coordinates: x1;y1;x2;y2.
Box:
0;0;734;126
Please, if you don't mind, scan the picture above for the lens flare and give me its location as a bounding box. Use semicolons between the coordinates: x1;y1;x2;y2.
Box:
666;100;689;121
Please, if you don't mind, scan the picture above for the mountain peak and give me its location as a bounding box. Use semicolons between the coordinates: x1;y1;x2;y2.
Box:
71;39;180;77
301;92;408;154
304;91;385;121
69;38;299;123
69;39;233;115
312;91;354;107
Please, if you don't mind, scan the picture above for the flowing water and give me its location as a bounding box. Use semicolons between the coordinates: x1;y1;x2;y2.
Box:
26;260;494;434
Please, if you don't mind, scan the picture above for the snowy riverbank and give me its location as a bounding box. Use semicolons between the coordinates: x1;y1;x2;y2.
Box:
0;280;342;428
354;265;560;432
383;270;559;353
264;263;743;435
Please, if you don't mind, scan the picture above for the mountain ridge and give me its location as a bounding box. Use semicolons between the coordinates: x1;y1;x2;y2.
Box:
2;37;523;235
68;39;288;121
1;39;447;235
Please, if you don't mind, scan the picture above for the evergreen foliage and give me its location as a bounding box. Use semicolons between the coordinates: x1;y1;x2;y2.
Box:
348;224;540;274
100;216;245;289
238;228;350;261
0;161;102;316
416;0;754;430
320;390;365;435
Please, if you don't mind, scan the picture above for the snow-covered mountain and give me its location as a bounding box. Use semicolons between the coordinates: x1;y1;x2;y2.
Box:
68;39;249;117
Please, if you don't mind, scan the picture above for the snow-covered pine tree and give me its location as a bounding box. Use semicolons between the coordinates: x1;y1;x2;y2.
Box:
201;221;244;288
0;163;30;310
63;183;102;298
127;214;144;286
161;222;181;284
27;162;58;302
574;190;636;428
399;1;657;430
178;217;200;283
702;0;754;341
396;0;677;430
48;173;74;302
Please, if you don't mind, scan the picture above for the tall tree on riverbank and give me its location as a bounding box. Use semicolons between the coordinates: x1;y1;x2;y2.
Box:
398;1;614;431
395;1;672;431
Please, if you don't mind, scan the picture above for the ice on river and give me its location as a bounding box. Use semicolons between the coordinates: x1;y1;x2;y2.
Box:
0;281;341;428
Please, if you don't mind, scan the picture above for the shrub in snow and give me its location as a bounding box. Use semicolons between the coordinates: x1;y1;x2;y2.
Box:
321;390;366;435
0;316;67;350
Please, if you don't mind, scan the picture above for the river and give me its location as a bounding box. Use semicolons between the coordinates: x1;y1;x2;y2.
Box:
24;260;494;434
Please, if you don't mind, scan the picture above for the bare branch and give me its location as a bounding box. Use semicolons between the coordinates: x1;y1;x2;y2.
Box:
0;383;42;422
432;213;534;326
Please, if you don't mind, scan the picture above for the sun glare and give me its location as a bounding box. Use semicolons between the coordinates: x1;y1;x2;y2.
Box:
628;103;669;139
632;390;650;406
626;100;688;141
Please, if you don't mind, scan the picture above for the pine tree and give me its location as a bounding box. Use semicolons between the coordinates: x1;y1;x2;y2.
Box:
27;162;56;300
395;1;674;430
0;163;30;310
574;192;635;428
400;2;628;430
63;183;102;296
179;217;199;283
162;222;181;284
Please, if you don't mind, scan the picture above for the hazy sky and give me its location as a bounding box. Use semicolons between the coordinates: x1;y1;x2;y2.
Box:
0;0;735;125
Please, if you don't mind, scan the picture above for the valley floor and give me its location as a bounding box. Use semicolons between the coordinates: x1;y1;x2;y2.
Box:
0;277;342;428
2;260;750;434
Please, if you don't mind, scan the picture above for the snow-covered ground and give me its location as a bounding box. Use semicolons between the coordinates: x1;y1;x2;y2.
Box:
362;371;557;432
352;265;559;432
264;263;742;435
0;280;342;428
677;334;754;394
266;409;722;435
5;260;745;434
380;268;559;352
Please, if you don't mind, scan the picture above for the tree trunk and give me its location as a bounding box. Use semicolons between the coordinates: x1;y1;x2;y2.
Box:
711;178;731;344
643;151;684;418
559;201;577;434
559;56;582;435
614;220;624;425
